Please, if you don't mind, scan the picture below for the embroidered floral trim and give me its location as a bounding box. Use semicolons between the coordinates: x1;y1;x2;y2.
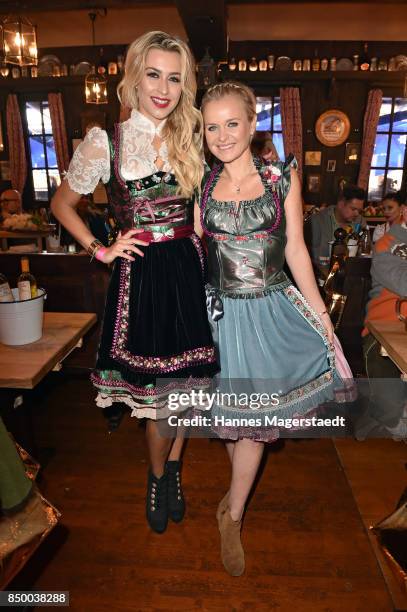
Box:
110;259;216;373
208;232;274;243
216;368;333;413
91;371;211;398
200;160;282;241
283;285;336;369
190;233;205;275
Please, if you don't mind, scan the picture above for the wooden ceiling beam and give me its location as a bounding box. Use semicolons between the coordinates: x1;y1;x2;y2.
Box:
174;0;227;62
0;0;171;12
230;0;407;3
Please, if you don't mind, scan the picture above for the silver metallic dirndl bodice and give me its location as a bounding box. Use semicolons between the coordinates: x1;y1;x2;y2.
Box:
201;158;297;299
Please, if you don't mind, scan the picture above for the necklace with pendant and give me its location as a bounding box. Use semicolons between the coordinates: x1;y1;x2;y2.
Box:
225;165;257;194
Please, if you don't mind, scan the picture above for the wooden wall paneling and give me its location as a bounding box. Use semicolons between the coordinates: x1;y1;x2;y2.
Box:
219;69;406;204
175;0;227;60
0;74;121;206
228;40;407;59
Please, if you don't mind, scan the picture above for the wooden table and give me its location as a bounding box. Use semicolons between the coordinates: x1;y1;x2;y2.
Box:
0;312;96;590
366;320;407;375
0;312;97;388
0;229;53;252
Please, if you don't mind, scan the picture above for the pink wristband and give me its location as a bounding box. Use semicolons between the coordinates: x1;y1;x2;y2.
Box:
95;246;107;262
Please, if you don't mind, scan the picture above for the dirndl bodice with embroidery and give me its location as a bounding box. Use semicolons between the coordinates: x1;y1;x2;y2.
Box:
201;157;294;298
104;125;194;242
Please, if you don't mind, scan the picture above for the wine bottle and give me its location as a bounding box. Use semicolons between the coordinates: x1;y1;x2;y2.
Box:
360;42;370;71
312;49;320;71
0;273;14;302
17;257;38;301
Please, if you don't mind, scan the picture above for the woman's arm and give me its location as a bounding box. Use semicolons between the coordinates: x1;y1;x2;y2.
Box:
51;181;147;263
51;181;96;251
284;168;334;343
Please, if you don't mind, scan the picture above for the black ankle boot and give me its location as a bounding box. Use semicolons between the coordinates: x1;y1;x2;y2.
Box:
146;470;168;534
166;460;185;523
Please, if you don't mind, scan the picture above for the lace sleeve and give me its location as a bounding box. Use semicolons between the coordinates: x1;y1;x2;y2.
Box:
65;127;110;194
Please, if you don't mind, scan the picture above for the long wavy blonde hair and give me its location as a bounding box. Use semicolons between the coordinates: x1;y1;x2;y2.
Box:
117;31;203;198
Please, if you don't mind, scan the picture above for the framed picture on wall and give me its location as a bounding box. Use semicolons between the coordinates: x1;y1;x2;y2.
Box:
315;109;350;147
304;151;321;166
327;160;336;172
345;142;361;164
307;174;321;193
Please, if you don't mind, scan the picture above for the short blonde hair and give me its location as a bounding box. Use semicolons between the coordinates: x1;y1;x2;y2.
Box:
117;31;203;198
201;81;257;122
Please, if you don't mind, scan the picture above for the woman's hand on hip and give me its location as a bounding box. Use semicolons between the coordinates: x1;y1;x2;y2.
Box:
100;228;149;264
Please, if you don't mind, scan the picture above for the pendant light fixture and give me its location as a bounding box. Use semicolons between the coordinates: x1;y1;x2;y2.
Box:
85;12;107;105
197;48;217;90
1;15;38;66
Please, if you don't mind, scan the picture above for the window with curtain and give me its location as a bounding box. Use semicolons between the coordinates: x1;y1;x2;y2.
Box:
24;100;61;204
368;97;407;201
255;96;284;160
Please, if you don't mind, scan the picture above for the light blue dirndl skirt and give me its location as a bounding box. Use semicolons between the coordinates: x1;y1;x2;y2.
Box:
205;283;355;442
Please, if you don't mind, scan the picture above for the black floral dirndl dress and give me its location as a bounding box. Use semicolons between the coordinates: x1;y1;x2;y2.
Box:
90;126;218;428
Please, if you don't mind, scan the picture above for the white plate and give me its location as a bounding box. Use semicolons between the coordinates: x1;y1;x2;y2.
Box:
38;54;62;76
73;61;93;75
336;58;353;71
275;56;292;71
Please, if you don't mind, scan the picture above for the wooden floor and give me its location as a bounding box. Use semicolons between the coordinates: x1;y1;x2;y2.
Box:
6;373;404;611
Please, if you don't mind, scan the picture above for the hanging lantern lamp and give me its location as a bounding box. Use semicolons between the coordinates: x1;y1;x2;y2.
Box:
85;12;107;105
1;15;38;66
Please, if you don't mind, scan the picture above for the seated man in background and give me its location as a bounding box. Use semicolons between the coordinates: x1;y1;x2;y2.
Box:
304;184;366;274
361;204;407;437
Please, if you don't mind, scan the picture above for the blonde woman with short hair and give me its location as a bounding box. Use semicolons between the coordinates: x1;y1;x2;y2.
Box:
51;31;217;534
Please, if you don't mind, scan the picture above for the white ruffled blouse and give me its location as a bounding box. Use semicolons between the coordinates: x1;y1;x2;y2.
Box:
65;109;171;195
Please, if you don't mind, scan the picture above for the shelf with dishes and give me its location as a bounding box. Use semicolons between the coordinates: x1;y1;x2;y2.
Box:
219;68;407;84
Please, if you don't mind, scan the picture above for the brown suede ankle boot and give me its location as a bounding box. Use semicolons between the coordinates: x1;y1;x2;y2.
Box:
217;506;245;576
216;491;229;522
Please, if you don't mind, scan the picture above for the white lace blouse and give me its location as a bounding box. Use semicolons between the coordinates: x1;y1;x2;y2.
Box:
65;109;171;195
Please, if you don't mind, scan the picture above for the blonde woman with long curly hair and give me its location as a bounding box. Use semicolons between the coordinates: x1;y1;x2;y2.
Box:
51;31;218;534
